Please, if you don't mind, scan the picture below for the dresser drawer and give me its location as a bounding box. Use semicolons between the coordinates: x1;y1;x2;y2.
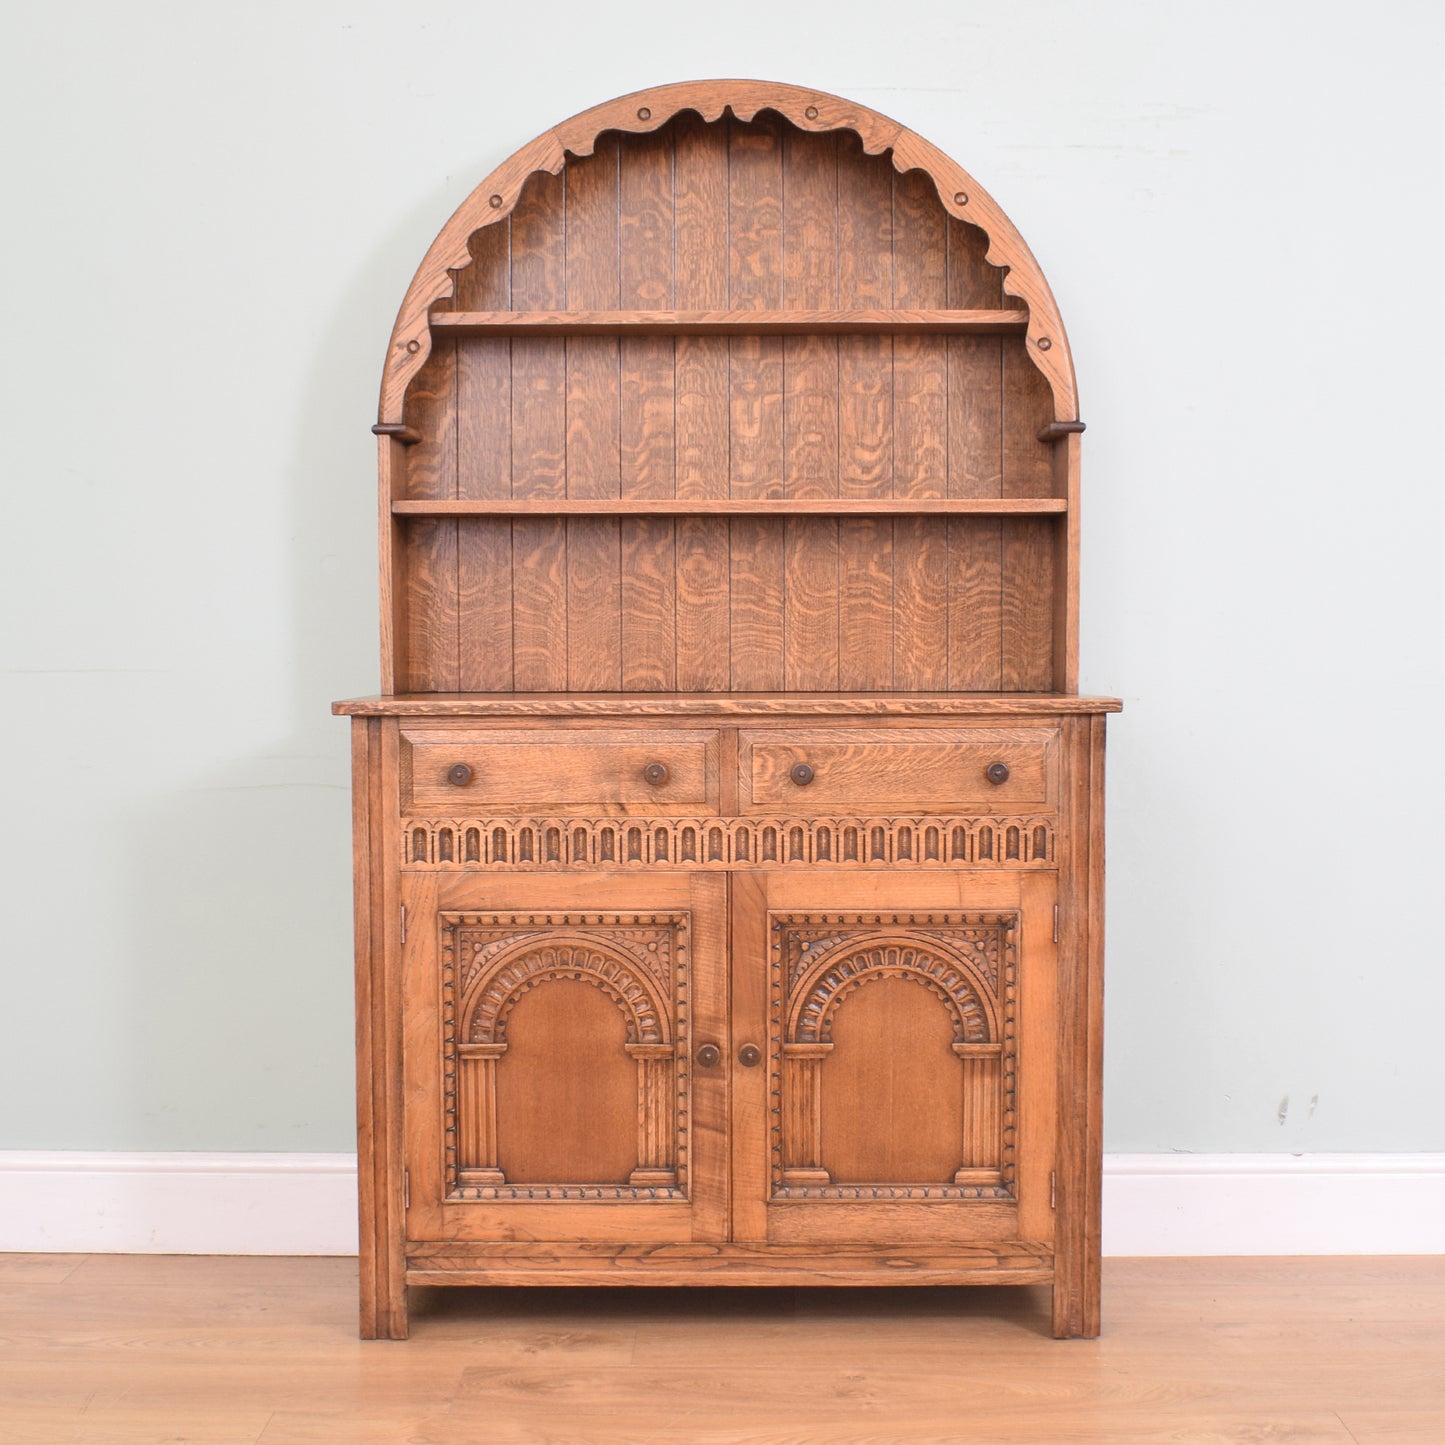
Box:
739;727;1058;813
401;727;719;814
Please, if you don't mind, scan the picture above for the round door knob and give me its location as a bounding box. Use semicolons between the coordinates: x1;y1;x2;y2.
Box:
695;1043;721;1068
643;762;669;786
790;762;815;786
985;762;1010;785
737;1043;762;1068
447;763;473;786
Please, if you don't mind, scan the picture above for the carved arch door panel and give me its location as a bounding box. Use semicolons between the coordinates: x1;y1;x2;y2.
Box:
400;871;728;1245
729;871;1058;1247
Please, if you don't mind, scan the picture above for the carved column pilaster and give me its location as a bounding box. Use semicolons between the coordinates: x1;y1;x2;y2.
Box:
780;1042;833;1185
626;1043;677;1186
954;1042;1002;1182
456;1043;506;1185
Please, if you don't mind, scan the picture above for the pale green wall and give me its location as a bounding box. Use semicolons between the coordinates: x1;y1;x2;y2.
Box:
3;0;1442;1153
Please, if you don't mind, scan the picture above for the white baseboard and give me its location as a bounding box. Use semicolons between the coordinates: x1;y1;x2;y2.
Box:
1102;1152;1445;1256
1;1151;1442;1257
0;1152;359;1255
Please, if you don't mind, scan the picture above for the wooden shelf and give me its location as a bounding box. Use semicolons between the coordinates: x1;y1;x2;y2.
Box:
333;693;1124;718
391;498;1068;517
428;308;1030;337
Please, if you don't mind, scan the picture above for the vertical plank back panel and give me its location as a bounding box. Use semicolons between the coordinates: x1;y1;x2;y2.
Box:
563;141;623;689
728;115;785;690
619;128;678;690
456;223;514;689
390;107;1065;694
946;216;1004;690
782;127;840;688
508;170;568;689
837;133;895;691
672;114;731;690
891;168;949;689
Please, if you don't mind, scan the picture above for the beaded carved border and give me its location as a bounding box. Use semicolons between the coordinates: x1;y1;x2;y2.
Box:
439;911;690;1203
403;816;1054;870
767;912;1019;1202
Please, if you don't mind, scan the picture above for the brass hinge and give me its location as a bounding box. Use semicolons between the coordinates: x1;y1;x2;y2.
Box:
400;905;407;944
1053;903;1060;944
403;1168;410;1210
1050;1170;1057;1209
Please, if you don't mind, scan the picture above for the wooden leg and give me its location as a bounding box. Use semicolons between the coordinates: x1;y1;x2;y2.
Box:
359;1250;409;1340
1050;1249;1101;1339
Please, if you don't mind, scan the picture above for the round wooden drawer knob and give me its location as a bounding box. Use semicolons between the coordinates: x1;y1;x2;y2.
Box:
643;762;669;786
985;762;1010;785
695;1043;721;1068
790;763;815;786
737;1043;762;1068
447;763;473;786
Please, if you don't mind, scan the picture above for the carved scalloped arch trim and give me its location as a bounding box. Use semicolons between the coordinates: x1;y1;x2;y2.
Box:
378;79;1078;426
786;934;999;1045
460;932;673;1045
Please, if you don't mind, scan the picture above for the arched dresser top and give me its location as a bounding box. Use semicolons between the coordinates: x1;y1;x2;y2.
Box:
378;79;1077;427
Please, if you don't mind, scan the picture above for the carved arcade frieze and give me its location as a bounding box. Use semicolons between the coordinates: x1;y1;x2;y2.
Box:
402;816;1055;871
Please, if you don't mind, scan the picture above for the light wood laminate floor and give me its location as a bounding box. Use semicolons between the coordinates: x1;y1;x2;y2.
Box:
0;1255;1441;1443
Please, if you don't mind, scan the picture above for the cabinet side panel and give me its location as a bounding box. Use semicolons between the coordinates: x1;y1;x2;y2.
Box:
1052;716;1105;1338
354;721;406;1337
352;718;381;1335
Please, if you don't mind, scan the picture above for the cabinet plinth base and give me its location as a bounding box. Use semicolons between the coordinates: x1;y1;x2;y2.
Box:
401;1241;1054;1289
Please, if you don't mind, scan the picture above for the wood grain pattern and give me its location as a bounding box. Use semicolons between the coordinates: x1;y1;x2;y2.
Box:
378;80;1080;427
11;1256;1443;1441
335;694;1123;717
395;498;1067;515
819;978;966;1183
494;982;638;1183
352;84;1109;1343
739;726;1057;813
509;169;568;692
456;225;513;691
432;309;1029;334
383;105;1077;693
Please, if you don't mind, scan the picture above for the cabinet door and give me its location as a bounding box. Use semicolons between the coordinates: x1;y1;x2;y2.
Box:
401;872;727;1244
730;871;1057;1246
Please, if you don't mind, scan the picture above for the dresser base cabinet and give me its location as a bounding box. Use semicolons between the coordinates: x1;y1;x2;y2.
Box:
344;705;1109;1340
338;79;1117;1340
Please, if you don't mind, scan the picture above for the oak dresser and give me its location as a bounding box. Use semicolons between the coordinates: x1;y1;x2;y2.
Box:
335;79;1119;1339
